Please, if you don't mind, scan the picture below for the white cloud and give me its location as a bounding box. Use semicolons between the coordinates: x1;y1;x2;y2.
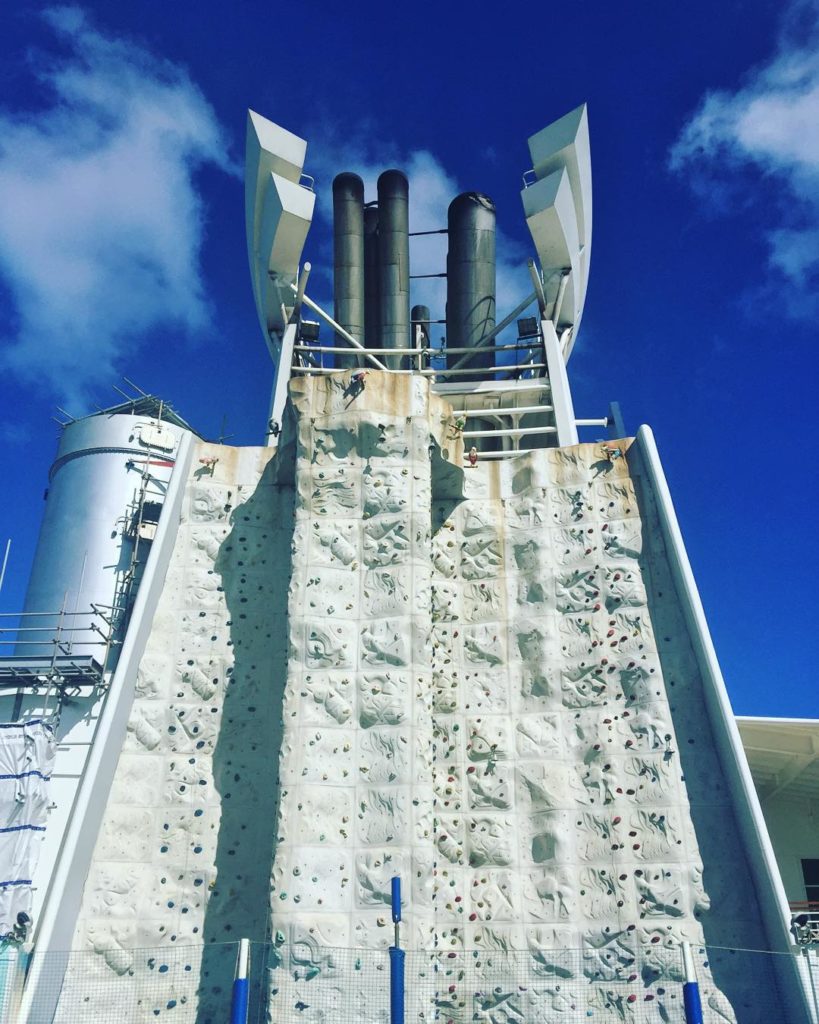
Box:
669;1;819;316
0;6;235;404
306;123;533;349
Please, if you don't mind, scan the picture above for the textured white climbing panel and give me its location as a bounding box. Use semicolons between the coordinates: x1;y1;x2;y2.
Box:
50;373;788;1023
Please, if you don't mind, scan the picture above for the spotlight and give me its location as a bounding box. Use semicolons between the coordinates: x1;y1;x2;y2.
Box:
517;317;539;340
299;320;320;343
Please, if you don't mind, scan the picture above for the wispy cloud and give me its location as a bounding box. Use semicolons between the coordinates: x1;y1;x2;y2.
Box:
306;121;532;344
669;0;819;318
0;7;236;405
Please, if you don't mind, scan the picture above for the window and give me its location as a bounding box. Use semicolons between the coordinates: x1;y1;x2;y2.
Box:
801;859;819;904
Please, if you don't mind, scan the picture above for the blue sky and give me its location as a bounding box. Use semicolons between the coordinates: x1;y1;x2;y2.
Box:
0;1;816;716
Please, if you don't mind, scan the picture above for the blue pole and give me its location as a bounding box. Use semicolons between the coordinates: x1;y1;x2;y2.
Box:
391;877;402;923
390;876;405;1024
389;946;406;1024
683;982;704;1024
681;942;704;1024
230;938;250;1024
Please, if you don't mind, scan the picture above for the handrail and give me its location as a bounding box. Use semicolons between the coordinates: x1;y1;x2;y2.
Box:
432;364;545;378
0;625;106;634
1;639;109;646
293;340;543;358
294;344;426;357
292;363;546;379
431;378;552;396
464;447;549;460
462;424;557;439
0;609;101;618
450;404;554;417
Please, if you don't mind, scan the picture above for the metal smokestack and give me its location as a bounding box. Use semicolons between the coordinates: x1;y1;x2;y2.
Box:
411;304;430;371
333;172;365;368
411;304;430;346
377;170;410;368
446;192;496;370
363;202;380;349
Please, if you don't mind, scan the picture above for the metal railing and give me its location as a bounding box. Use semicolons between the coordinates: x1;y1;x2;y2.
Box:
0;607;116;695
793;902;819;944
291;344;547;380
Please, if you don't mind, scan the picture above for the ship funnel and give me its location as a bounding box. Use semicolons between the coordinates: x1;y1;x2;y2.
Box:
377;170;410;368
333;172;365;368
363;202;380;349
446;192;496;370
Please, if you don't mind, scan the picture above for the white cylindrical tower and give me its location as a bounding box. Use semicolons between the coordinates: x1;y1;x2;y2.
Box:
21;404;193;663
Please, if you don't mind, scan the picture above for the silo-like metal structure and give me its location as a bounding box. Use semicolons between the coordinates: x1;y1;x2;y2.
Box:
446;192;496;370
21;403;192;662
332;172;365;369
376;170;410;367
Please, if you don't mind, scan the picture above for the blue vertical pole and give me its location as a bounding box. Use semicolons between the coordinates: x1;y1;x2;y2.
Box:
390;876;405;1024
682;942;704;1024
230;938;250;1024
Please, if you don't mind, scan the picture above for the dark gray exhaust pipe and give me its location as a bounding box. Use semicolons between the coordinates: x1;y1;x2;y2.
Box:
377;170;410;368
363;202;380;350
446;192;496;370
332;172;365;368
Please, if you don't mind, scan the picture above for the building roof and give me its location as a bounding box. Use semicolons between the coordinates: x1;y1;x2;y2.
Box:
737;716;819;803
68;395;204;439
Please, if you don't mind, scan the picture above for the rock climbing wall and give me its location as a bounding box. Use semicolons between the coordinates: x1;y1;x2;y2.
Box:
54;443;294;1022
267;372;782;1023
50;372;786;1023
